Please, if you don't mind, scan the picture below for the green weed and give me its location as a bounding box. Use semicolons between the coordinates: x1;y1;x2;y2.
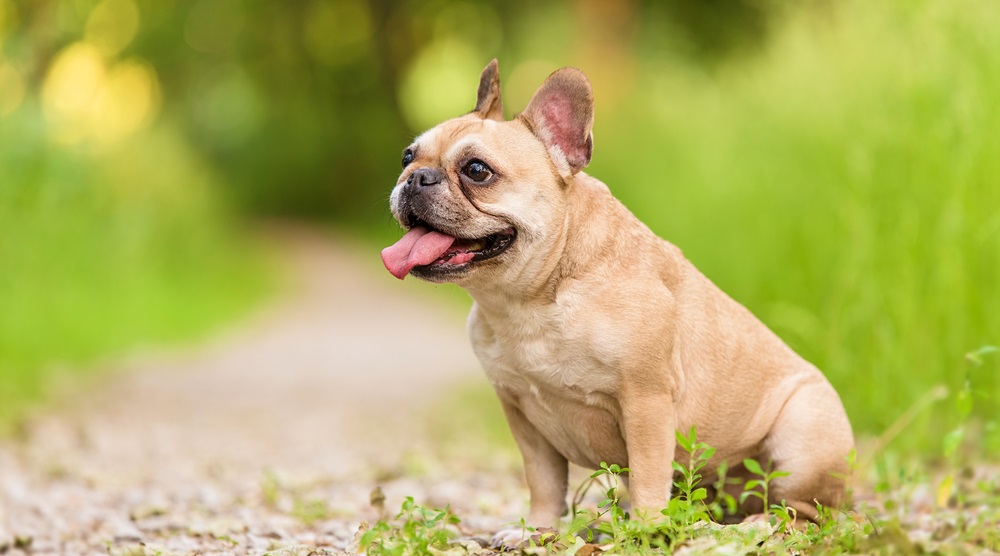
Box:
360;496;461;556
369;415;999;553
669;426;717;528
739;458;790;522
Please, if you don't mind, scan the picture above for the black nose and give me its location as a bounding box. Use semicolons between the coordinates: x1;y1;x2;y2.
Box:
407;168;443;187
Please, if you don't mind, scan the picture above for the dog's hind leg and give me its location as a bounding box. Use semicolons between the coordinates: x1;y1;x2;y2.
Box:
751;374;854;522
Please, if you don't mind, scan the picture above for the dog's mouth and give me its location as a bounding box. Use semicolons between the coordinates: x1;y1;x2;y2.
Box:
381;216;517;280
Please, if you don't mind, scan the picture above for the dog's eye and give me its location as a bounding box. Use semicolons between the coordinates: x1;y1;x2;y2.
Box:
462;159;493;183
402;149;415;168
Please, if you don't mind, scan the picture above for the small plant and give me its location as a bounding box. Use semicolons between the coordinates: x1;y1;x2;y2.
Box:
292;498;331;526
360;496;460;556
564;461;669;552
667;426;717;529
260;468;280;509
710;461;741;520
565;430;741;553
739;458;790;522
939;345;997;506
767;499;797;533
589;461;630;543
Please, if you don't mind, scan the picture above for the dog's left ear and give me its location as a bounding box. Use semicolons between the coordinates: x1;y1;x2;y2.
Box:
473;59;504;121
519;67;594;176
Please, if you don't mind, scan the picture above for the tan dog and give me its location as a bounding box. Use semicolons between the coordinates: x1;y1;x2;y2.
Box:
381;60;854;541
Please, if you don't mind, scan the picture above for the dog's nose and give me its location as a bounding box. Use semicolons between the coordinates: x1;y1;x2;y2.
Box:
407;168;443;187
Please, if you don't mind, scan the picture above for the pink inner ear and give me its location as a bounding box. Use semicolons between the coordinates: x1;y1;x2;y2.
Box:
541;93;587;167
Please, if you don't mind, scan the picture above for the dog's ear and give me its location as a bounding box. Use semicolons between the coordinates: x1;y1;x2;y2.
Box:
473;59;504;121
519;67;594;176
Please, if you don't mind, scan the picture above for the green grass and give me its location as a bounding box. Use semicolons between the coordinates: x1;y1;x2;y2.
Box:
362;428;1000;555
360;440;1000;555
588;0;1000;452
0;106;273;429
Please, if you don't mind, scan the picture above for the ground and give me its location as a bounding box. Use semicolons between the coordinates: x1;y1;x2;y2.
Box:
0;228;523;555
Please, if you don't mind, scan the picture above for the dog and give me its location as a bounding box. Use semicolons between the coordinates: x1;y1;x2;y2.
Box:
381;59;853;543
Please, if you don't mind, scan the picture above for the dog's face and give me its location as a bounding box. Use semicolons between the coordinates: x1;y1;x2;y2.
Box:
382;60;594;289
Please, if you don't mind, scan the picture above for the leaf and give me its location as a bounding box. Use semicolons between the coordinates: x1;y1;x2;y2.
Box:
956;386;973;419
609;463;621;474
671;461;686;474
936;473;954;508
676;429;693;452
743;458;764;476
942;427;965;458
691;488;707;502
591;469;608;478
745;479;763;490
701;447;716;461
768;470;791;480
965;345;999;366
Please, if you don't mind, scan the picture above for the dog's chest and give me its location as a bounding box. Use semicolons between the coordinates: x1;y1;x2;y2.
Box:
469;301;617;391
468;301;628;467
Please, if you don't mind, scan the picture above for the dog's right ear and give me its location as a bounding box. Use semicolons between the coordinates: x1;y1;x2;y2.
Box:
473;59;504;121
519;67;594;177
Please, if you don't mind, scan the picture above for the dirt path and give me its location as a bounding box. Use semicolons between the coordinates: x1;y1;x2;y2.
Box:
0;228;524;555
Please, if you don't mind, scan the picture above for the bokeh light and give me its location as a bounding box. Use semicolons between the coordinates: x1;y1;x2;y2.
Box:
41;42;159;145
42;42;107;143
84;0;140;57
92;59;160;143
399;39;484;131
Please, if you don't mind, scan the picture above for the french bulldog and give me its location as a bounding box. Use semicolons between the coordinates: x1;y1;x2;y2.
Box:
381;59;853;543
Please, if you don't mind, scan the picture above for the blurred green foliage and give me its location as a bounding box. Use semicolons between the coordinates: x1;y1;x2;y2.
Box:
600;0;1000;453
1;0;997;452
0;0;273;425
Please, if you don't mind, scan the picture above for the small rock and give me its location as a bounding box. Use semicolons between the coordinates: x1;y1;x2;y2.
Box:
113;522;144;543
129;505;168;521
107;543;153;556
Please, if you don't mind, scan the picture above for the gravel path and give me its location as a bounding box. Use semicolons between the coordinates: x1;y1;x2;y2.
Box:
0;228;525;555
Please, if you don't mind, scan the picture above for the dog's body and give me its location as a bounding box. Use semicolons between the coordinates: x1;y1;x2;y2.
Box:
382;60;853;537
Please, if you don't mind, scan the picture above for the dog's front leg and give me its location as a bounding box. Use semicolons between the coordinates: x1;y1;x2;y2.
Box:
493;396;568;547
620;390;676;519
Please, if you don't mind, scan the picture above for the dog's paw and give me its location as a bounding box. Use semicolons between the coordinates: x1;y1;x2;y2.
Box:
490;526;557;551
491;526;531;551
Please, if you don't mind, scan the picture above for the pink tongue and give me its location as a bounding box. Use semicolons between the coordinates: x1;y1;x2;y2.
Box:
381;226;457;280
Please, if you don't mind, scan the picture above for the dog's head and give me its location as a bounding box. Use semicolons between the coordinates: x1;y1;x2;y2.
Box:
382;60;594;290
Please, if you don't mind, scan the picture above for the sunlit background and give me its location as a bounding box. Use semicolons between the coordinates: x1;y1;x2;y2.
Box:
1;0;998;456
